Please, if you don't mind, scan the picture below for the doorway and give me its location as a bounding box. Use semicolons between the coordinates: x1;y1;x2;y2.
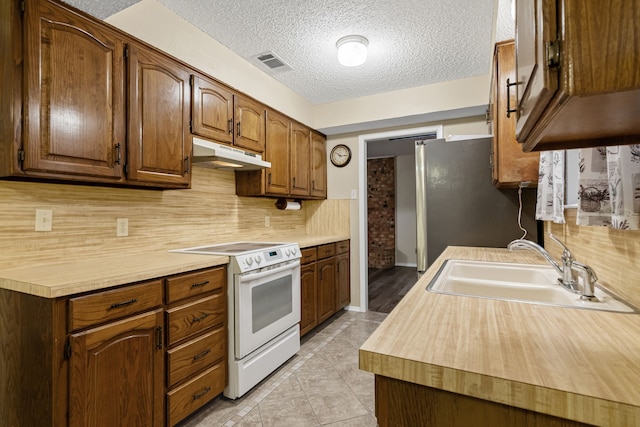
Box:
357;125;443;312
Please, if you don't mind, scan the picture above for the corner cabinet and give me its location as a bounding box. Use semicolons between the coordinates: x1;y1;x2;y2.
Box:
514;0;640;151
0;265;227;427
489;40;539;188
127;43;191;188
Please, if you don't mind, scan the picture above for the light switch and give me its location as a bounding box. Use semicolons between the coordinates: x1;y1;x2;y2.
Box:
35;209;53;231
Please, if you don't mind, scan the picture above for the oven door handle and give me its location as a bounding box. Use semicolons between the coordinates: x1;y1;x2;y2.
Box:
239;260;300;281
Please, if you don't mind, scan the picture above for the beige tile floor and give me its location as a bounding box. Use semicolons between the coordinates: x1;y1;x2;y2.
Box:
178;310;387;427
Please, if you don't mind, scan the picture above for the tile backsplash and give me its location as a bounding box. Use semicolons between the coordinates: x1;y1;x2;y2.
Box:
0;168;347;269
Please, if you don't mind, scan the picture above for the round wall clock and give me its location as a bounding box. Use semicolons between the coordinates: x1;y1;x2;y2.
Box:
330;144;352;167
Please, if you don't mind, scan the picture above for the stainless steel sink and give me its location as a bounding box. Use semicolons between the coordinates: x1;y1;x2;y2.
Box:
426;260;638;313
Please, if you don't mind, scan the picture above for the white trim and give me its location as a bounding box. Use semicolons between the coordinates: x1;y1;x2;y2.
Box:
357;125;443;312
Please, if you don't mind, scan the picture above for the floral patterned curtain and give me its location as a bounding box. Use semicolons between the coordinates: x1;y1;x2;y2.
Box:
536;151;565;224
576;145;640;230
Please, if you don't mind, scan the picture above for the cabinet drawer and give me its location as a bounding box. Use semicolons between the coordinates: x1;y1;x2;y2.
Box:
166;293;225;345
300;247;317;264
317;243;336;259
167;326;226;388
68;280;163;331
165;266;226;304
335;240;350;254
167;362;226;427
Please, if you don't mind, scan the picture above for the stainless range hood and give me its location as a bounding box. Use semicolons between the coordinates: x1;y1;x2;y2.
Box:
192;137;271;170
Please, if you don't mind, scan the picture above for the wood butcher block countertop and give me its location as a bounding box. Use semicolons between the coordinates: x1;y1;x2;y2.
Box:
0;234;348;298
359;246;640;426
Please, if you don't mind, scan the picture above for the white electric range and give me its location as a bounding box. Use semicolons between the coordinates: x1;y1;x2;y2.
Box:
171;242;301;398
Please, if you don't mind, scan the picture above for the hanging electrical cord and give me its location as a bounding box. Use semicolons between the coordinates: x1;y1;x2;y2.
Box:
517;184;528;239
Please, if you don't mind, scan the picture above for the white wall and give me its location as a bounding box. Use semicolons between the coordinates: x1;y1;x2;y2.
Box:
395;155;417;267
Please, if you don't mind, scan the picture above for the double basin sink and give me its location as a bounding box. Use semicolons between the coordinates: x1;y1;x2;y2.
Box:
427;260;637;313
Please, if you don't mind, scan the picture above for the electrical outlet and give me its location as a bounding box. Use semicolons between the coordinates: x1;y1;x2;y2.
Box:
35;209;53;231
116;218;128;237
264;216;270;227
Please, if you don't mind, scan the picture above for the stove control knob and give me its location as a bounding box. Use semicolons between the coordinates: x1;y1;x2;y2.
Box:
254;256;262;264
284;248;291;257
245;257;253;266
290;247;297;256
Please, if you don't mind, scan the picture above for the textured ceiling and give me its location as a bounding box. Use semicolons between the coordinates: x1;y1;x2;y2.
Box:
64;0;512;105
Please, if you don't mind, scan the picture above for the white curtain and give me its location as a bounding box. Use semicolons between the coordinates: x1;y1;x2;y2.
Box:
536;150;565;224
576;145;640;230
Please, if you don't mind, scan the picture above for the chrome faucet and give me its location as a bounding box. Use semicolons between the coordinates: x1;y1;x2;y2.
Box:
507;234;598;300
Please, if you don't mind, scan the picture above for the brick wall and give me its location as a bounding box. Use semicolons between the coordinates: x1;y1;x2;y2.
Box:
367;158;396;268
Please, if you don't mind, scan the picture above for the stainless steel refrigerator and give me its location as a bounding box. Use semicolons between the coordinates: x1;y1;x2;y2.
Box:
415;137;538;273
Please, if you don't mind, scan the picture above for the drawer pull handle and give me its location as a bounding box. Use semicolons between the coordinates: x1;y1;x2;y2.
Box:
191;313;210;324
191;280;210;289
193;348;211;361
192;386;211;401
110;298;138;309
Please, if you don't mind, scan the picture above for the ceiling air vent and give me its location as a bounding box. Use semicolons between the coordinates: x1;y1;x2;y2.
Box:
251;51;294;74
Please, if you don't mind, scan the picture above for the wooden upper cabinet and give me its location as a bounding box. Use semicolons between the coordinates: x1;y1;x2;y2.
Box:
234;95;265;153
490;41;539;188
515;0;640;151
290;122;311;196
127;43;191;188
265;109;291;195
22;0;125;181
69;309;164;427
191;75;234;145
310;132;327;198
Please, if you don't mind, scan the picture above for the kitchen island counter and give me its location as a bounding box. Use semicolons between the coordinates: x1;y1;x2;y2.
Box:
359;246;640;426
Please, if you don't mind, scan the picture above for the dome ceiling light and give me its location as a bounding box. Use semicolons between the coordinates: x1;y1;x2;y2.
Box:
336;35;369;67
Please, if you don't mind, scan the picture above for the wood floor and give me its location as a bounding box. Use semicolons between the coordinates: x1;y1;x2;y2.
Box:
368;266;419;313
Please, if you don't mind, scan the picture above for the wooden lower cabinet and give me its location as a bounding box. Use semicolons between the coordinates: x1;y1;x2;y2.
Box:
317;257;337;324
299;240;350;337
69;309;165;427
0;265;227;427
164;266;227;426
375;375;591;427
300;260;318;336
335;252;350;310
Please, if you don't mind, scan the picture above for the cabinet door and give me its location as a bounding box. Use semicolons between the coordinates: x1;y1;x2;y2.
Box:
317;258;336;324
514;0;558;142
234;95;265;153
191;75;234;145
23;0;125;180
300;262;317;337
335;253;350;310
310;132;327;198
69;309;164;427
265;110;290;195
492;41;539;188
128;43;191;187
290;122;311;196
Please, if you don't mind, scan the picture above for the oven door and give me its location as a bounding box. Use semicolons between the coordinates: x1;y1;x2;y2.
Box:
234;259;300;359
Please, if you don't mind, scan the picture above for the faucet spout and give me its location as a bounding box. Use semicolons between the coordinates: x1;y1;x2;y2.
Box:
507;239;563;276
